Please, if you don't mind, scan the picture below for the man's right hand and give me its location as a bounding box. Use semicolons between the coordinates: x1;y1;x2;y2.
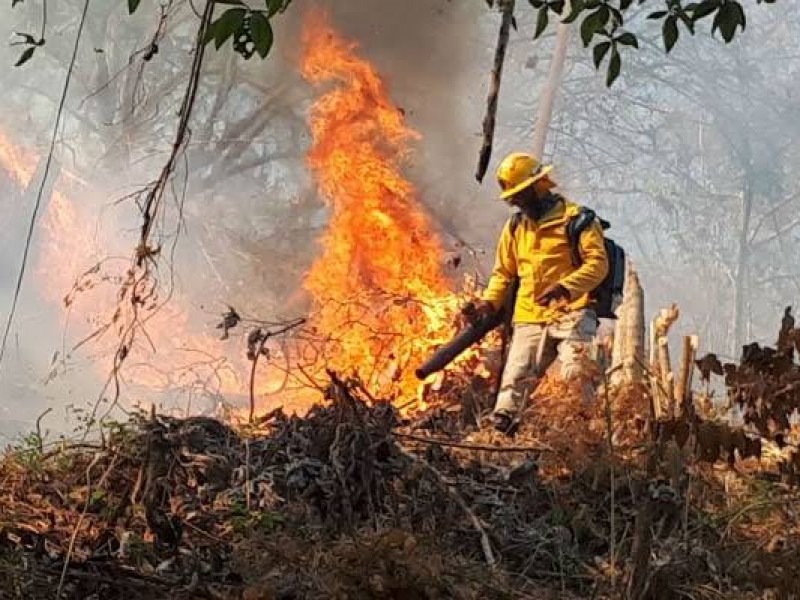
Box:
461;299;495;325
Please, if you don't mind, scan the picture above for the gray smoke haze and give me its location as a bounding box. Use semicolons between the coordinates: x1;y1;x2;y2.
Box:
0;1;798;438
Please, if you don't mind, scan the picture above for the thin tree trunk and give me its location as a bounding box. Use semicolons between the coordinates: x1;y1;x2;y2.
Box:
674;335;698;415
731;176;753;357
611;286;628;379
658;337;674;416
649;316;661;420
532;8;571;158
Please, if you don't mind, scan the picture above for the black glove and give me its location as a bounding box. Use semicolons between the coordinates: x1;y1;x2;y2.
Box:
535;284;570;307
461;299;495;325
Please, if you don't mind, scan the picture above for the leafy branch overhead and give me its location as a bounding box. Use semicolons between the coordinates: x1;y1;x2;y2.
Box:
525;0;775;86
138;0;293;60
11;0;292;67
199;0;293;60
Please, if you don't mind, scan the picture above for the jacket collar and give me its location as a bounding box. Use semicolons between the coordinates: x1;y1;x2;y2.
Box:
530;194;578;227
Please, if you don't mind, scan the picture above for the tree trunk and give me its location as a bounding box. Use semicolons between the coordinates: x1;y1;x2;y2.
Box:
475;0;516;182
610;287;628;380
611;263;644;387
532;14;570;158
658;337;674;416
674;335;698;415
649;316;661;420
622;266;645;385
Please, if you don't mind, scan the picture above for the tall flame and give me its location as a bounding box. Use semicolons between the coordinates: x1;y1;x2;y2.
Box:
0;14;476;419
300;11;460;401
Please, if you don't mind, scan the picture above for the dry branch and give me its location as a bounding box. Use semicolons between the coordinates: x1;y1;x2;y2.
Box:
674;335;699;414
398;448;497;569
658;337;674;414
475;0;515;182
393;430;552;453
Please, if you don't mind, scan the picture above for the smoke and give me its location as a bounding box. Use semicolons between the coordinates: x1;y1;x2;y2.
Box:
0;0;502;434
2;0;796;438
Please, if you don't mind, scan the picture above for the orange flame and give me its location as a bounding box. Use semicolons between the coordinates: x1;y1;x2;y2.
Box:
300;11;464;403
0;14;484;419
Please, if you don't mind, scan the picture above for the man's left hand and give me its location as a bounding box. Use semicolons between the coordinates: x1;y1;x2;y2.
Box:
535;284;570;307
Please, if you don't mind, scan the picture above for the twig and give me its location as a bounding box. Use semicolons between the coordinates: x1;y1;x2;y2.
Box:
632;355;673;407
56;450;108;598
399;448;497;568
38;443;104;462
475;0;515;182
182;519;227;545
43;566;171;590
248;319;306;423
245;437;252;512
394;430;553;453
34;408;52;454
602;366;617;567
248;336;267;424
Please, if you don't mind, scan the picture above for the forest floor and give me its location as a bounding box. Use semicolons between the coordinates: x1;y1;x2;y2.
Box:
2;362;800;599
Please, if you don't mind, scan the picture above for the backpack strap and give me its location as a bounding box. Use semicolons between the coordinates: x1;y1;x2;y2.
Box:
566;207;598;268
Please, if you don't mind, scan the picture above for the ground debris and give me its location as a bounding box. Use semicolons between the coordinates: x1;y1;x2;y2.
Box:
3;341;800;599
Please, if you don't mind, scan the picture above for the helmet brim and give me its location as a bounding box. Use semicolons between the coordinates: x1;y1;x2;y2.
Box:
498;165;553;200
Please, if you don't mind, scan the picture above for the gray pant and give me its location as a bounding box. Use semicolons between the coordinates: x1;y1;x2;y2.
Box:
494;309;598;416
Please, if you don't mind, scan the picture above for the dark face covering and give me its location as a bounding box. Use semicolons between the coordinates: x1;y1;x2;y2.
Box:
509;185;556;221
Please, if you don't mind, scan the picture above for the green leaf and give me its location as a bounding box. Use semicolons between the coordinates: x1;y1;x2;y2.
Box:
647;10;668;20
249;13;273;58
692;0;720;21
128;0;142;14
206;8;247;50
606;48;621;87
608;5;623;28
15;46;35;67
733;1;746;32
534;7;549;39
616;32;638;47
678;9;696;34
14;32;39;45
619;0;633;9
580;8;605;47
266;0;285;17
712;1;744;43
663;16;679;52
597;5;610;27
593;40;611;68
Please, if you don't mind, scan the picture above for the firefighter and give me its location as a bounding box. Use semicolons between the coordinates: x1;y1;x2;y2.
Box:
465;152;609;433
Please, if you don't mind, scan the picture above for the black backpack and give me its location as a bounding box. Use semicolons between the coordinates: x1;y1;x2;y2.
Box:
509;206;625;320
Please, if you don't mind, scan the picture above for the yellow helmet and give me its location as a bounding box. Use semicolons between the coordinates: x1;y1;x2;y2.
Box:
496;152;553;200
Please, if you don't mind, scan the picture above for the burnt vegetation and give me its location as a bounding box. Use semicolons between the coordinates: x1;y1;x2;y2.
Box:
2;309;800;599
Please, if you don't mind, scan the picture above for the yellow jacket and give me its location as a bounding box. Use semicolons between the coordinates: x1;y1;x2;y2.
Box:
482;198;609;324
